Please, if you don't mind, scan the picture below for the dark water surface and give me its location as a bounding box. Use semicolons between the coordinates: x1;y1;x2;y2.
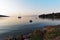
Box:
0;16;60;40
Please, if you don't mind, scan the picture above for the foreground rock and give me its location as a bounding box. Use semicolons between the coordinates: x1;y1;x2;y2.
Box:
5;25;60;40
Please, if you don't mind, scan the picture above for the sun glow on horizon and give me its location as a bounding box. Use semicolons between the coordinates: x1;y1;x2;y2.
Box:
0;0;60;16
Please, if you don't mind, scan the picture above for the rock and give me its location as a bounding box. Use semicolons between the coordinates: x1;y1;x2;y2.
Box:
29;20;33;23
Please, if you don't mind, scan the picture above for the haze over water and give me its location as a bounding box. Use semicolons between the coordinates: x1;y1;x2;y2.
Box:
0;16;60;40
0;16;60;34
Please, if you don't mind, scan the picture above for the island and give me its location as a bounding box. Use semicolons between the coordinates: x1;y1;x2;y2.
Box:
38;12;60;19
0;15;9;17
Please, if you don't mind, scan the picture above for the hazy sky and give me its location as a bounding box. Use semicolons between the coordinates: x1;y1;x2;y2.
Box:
0;0;60;16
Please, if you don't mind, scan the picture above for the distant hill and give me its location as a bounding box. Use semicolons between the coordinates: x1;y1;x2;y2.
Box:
39;13;60;19
0;15;9;17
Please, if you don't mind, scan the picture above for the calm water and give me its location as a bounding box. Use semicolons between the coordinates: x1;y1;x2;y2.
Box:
0;16;60;40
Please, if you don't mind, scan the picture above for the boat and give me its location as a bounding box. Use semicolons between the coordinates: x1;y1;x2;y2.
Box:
18;17;22;18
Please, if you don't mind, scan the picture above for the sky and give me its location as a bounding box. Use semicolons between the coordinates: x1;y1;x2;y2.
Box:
0;0;60;16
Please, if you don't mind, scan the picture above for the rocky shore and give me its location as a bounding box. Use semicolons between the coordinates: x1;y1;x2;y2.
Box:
5;25;60;40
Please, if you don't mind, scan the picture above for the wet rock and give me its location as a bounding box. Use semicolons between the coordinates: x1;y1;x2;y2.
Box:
29;20;33;23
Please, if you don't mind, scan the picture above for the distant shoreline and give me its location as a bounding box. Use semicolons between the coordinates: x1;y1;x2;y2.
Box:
39;12;60;19
0;15;9;17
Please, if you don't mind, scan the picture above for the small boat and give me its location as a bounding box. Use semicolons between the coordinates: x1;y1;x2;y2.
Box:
18;17;22;18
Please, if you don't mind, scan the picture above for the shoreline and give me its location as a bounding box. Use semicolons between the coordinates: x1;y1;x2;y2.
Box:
5;25;60;40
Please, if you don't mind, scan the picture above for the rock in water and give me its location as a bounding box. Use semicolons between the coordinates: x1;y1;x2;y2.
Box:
29;20;33;23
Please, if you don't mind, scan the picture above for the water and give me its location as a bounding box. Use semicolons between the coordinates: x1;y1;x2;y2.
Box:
0;16;60;40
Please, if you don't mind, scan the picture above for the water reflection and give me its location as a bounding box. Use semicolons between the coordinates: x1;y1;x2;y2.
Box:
0;16;60;34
